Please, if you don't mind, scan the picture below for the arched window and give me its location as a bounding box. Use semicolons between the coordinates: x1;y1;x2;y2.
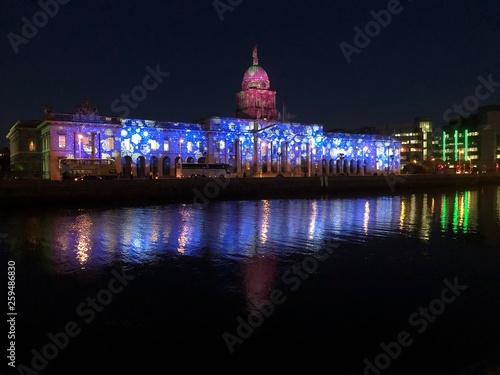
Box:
162;156;171;177
123;156;132;177
137;156;146;177
150;156;158;175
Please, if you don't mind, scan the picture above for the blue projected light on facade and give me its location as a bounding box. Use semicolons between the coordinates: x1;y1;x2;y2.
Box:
119;117;400;176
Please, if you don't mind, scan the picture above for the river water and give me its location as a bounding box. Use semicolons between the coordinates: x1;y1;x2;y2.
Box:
2;186;500;374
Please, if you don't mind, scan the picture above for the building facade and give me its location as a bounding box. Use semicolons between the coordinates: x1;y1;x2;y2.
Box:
439;105;500;173
356;117;434;172
6;48;401;180
6;120;42;179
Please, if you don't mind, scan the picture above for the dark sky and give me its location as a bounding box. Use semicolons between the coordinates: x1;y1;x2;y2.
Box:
2;0;500;148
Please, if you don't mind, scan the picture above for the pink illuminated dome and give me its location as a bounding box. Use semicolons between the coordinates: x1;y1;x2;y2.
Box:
242;46;271;90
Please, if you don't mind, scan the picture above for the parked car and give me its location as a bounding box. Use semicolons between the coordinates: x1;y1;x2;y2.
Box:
74;175;102;181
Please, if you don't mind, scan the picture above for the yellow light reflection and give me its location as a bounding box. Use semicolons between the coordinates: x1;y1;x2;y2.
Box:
75;215;92;266
419;194;431;241
399;200;406;230
409;194;416;229
458;192;465;230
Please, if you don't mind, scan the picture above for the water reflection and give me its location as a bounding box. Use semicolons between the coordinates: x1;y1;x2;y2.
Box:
5;187;500;274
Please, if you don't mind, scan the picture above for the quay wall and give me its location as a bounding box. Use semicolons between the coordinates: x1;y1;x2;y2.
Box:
1;174;500;210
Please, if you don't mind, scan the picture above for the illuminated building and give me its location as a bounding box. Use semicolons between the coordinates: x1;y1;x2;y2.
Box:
6;48;400;180
355;117;434;171
6;120;42;179
439;105;500;173
236;46;278;121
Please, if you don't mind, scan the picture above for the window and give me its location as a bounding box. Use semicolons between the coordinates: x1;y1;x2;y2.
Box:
123;139;132;152
107;137;114;150
58;135;66;148
29;140;36;151
163;139;170;152
151;140;159;151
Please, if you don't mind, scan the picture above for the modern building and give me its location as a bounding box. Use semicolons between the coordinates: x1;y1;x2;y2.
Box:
438;105;500;173
355;117;433;171
6;48;400;180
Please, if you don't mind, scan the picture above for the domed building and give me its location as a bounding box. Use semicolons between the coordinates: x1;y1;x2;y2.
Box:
6;47;401;180
236;46;278;121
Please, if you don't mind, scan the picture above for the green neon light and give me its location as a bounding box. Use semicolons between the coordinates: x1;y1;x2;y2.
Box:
464;129;468;161
441;195;447;232
442;131;446;161
454;130;458;161
452;192;459;234
463;191;469;233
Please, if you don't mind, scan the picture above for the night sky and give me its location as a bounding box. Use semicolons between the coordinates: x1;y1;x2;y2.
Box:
1;0;500;148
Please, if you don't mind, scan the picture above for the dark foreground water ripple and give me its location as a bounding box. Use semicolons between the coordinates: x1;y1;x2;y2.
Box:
2;186;500;374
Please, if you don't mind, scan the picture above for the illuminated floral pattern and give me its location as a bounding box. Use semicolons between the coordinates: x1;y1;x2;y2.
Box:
118;117;400;174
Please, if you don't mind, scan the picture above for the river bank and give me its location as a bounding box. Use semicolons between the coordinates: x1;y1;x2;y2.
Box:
1;173;500;210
